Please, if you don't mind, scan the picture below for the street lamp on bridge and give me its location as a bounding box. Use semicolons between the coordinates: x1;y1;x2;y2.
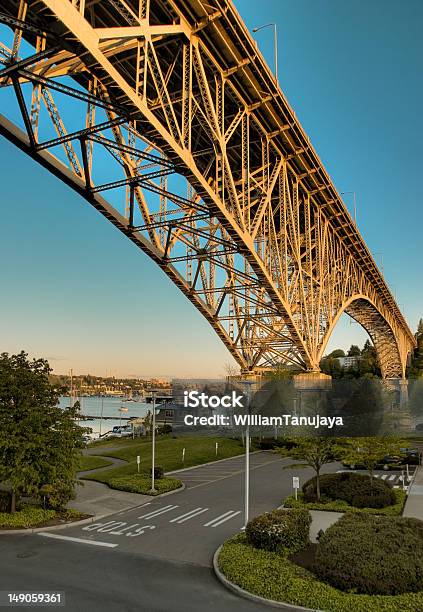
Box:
340;191;357;226
253;23;279;84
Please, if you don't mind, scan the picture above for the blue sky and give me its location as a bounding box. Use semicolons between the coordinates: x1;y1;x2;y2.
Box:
0;0;421;378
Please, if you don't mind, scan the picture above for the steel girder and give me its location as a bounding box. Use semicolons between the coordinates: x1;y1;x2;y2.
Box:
0;0;416;377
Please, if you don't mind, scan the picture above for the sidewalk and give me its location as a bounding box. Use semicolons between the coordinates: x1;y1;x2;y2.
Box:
403;465;423;520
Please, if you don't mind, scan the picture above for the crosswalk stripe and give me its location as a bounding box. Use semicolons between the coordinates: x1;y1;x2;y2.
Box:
203;510;236;527
170;508;209;524
208;510;241;527
389;475;396;481
381;474;388;480
374;474;380;478
137;505;178;519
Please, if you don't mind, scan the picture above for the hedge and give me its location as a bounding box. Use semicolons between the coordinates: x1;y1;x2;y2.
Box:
0;506;88;529
314;513;423;595
284;489;406;516
108;475;182;495
218;534;423;612
303;472;396;508
245;508;311;555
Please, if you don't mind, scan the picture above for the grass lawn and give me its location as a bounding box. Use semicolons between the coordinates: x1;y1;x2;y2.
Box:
283;490;407;516
78;455;113;472
218;534;423;612
82;436;244;485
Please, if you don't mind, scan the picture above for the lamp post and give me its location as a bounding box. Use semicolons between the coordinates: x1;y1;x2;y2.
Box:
151;390;157;493
241;380;254;529
340;191;357;225
252;23;278;84
99;396;104;438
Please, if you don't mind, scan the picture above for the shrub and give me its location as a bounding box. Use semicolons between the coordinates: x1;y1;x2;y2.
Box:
42;480;75;511
218;533;423;611
314;513;423;595
108;475;182;495
284;489;406;516
246;508;311;555
153;466;164;480
0;490;11;513
303;472;395;507
0;505;56;529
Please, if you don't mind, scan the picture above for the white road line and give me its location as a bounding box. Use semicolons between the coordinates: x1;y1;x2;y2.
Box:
381;474;388;480
389;475;396;481
208;510;241;527
39;533;117;548
374;474;380;478
203;510;236;527
138;505;178;519
170;508;209;524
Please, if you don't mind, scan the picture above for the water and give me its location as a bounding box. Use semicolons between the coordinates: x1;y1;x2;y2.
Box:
59;396;151;438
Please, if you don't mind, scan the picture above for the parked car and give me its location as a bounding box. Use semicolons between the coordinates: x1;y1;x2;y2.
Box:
342;448;421;471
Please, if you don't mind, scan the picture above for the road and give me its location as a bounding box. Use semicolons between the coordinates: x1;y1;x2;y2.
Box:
1;452;408;611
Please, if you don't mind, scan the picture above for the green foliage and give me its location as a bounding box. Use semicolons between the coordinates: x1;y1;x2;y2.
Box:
0;351;85;512
302;472;396;508
409;319;423;378
218;533;423;611
340;437;405;480
153;466;164;479
245;508;311;555
284;489;406;516
0;490;11;513
279;437;340;500
314;513;423;595
0;505;56;528
348;344;361;357
108;474;182;495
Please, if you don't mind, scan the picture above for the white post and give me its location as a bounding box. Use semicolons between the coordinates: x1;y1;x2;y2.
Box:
151;391;156;493
215;442;218;456
137;455;140;474
99;396;104;438
182;447;185;464
406;464;410;481
402;470;406;491
242;381;253;530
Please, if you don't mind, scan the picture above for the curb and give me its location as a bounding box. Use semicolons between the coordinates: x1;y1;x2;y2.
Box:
213;545;321;612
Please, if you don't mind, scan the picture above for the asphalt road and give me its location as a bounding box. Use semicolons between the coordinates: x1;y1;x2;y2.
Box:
45;451;340;565
1;452;408;611
0;534;267;612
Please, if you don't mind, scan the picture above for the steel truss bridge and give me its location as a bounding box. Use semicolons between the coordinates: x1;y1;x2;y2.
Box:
0;0;416;378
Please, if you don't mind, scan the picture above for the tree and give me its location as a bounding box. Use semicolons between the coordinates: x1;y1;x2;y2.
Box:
0;351;85;512
348;345;361;357
278;437;340;501
409;319;423;378
340;437;404;487
329;349;345;358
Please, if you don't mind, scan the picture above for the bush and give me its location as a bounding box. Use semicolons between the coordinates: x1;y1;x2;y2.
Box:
0;490;11;513
0;505;56;529
314;513;423;595
41;480;75;511
158;425;172;435
153;466;164;480
303;472;396;508
246;508;311;555
108;475;182;496
218;533;423;611
284;489;406;516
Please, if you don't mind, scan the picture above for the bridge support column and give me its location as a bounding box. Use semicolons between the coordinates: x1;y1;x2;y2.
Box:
292;372;332;418
385;378;409;409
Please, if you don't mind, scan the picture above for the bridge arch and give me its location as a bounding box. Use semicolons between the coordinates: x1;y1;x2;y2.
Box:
317;294;407;379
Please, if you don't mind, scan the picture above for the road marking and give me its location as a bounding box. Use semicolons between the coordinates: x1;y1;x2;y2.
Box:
389;475;396;481
39;533;117;548
203;510;237;527
206;510;241;527
381;474;388;480
137;505;178;519
170;508;209;523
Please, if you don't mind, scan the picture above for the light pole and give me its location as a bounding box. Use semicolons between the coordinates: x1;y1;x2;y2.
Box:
241;380;254;530
151;390;157;493
340;191;357;225
252;23;278;84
